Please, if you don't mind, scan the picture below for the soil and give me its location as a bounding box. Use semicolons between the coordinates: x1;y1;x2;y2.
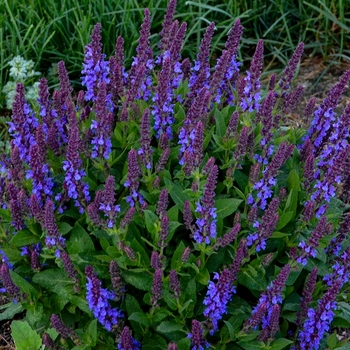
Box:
1;57;350;348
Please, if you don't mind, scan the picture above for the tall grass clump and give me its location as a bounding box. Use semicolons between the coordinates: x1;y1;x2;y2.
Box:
1;1;350;349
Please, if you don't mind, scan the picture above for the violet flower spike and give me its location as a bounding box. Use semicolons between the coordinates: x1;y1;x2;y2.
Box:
138;108;153;169
99;175;120;228
152;56;174;139
188;22;215;96
9;83;38;163
298;279;342;350
151;268;163;307
44;200;66;249
194;164;218;244
82;23;110;102
85;265;123;331
124;149;145;207
279;42;304;91
118;326;141;350
90;82;114;160
240;39;264;112
62;124;90;213
296;267;318;328
0;262;20;298
188;320;209;350
159;0;177;53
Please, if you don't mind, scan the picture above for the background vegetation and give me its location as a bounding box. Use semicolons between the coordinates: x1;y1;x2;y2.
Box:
0;0;350;108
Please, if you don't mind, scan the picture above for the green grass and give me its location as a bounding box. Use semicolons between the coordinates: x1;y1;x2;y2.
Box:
0;0;350;108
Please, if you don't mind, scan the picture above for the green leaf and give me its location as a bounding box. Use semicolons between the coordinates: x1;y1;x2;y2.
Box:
287;169;301;191
142;334;168;350
32;268;73;298
121;270;153;291
125;294;143;336
144;210;159;235
215;198;242;219
171;241;186;270
164;178;190;211
11;320;42;350
327;332;338;350
0;302;24;321
333;302;350;327
68;223;95;254
130;238;150;266
276;211;294;230
221;313;246;341
269;338;294;350
129;311;150;326
196;268;210;285
237;266;267;291
214;108;226;137
25;303;44;328
57;222;73;235
10;271;38;299
177;337;191;350
10;229;39;247
157;321;185;333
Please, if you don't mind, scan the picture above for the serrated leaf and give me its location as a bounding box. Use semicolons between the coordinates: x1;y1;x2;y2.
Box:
287;169;301;191
196;268;210;285
68;223;94;254
11;320;42;350
164;178;190;211
57;222;73;235
276;211;294;230
32;268;73;298
144;210;159;235
177;337;191;350
215;198;242;219
121;271;153;291
171;241;186;270
0;302;23;321
129;312;150;326
10;229;39;247
237;267;267;291
10;271;38;299
214;108;226;137
269;338;294;350
157;321;185;333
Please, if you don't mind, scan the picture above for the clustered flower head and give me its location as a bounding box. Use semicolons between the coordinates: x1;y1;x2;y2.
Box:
85;265;123;331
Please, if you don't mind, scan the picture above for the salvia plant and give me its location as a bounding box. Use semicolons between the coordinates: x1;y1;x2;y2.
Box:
1;1;350;349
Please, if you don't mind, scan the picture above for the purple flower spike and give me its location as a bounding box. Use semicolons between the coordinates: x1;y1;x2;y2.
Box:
124;149;144;207
169;270;181;298
0;262;20;298
61;250;79;286
247;197;279;251
157;189;168;219
99;175;121;228
168;344;178;350
109;36;125;106
258;304;280;342
279;42;304;91
153;56;174;139
118;326;141;350
91;82;114;159
194;165;218;244
240;39;264;112
44;200;66;249
188;22;215;98
62;124;90;213
248;264;291;332
51;314;79;344
296;267;318;328
85;265;123;331
297;216;328;265
159;0;177;53
9;83;38;163
188;320;209;350
82;23;110;102
204;238;247;334
298;279;342;350
151;269;163;307
138;108;153;169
